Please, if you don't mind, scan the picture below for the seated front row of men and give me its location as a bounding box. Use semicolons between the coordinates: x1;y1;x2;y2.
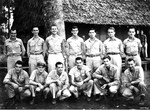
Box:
3;56;146;106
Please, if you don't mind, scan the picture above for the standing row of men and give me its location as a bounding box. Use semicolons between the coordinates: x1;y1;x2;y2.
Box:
3;25;142;75
3;25;146;106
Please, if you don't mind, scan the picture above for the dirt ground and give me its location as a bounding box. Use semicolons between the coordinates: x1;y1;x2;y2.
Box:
0;61;150;109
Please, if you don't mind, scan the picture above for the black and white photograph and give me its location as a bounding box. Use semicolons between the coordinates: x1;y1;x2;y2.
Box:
0;0;150;109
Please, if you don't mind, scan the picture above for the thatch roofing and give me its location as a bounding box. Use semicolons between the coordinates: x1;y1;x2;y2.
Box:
63;0;150;25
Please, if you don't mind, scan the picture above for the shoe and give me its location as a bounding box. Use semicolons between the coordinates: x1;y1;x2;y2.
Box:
95;95;101;102
52;98;56;105
10;97;16;106
87;96;91;102
30;97;35;105
126;96;134;102
139;95;145;106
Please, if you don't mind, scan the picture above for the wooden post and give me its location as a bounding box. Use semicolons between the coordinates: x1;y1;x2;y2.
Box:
43;0;66;39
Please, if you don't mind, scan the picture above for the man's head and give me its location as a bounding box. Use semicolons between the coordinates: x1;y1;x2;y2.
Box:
128;27;136;38
102;55;111;67
10;29;17;40
127;58;136;71
51;24;58;35
75;57;84;69
0;23;5;29
141;30;144;35
55;62;64;74
32;27;39;36
15;60;23;73
71;26;79;36
89;28;96;39
108;27;115;38
36;62;46;73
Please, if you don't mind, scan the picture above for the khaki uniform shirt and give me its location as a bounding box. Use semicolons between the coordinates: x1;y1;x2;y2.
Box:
123;37;142;55
27;36;44;55
67;36;84;55
45;35;64;54
29;69;48;85
3;68;29;86
93;64;120;86
69;65;91;82
4;38;25;56
46;70;69;89
104;37;123;54
121;66;144;86
85;38;103;55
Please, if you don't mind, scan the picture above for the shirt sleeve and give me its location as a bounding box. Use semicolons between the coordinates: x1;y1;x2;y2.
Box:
3;70;12;83
45;71;54;84
20;40;26;55
63;72;69;87
29;70;36;81
112;67;120;85
24;71;30;85
135;67;144;83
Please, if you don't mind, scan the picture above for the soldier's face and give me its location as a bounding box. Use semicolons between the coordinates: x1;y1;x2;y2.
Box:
128;28;135;38
10;30;17;39
15;64;22;73
76;60;83;69
128;60;135;71
56;64;63;74
108;29;115;38
89;30;96;38
103;58;111;67
71;28;78;36
51;26;58;35
32;27;39;35
37;66;45;73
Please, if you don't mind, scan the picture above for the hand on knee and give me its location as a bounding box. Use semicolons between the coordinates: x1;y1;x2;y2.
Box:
36;87;41;92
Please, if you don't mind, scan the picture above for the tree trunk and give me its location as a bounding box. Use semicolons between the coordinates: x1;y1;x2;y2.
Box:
43;0;66;39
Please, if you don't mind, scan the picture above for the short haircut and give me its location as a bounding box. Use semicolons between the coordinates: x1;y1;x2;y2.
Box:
51;24;57;28
15;60;23;66
108;27;115;32
102;55;111;61
128;26;136;31
11;28;16;32
37;62;46;67
32;27;39;30
72;26;78;30
89;28;95;32
75;57;83;62
127;58;135;63
55;62;63;67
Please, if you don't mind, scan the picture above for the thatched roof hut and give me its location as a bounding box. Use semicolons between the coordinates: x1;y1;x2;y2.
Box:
63;0;150;25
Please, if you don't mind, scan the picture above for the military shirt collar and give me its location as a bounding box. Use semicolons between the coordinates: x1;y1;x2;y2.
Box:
108;37;117;41
8;38;19;42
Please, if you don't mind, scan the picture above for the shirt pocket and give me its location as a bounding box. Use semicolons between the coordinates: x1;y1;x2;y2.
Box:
30;41;35;47
37;40;43;46
18;76;25;83
14;42;21;50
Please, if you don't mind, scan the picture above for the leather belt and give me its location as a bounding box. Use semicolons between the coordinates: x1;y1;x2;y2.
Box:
107;52;120;55
70;54;82;56
126;53;138;56
30;53;42;55
49;52;61;54
86;54;99;57
8;53;21;57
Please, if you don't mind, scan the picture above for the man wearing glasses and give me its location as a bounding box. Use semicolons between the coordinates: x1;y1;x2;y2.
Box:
4;29;25;71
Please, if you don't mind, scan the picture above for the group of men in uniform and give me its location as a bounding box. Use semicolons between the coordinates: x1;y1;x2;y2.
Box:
2;25;147;106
